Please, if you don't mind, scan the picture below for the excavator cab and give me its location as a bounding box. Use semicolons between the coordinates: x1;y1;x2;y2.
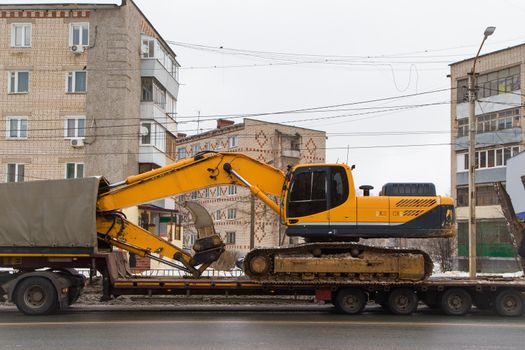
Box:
284;164;358;242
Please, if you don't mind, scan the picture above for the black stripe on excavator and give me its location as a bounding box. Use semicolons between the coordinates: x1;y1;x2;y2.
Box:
286;204;454;241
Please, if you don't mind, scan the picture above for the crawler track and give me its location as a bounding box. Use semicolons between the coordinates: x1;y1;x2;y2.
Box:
243;243;433;284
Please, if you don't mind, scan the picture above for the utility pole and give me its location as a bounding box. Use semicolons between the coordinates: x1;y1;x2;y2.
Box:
250;196;255;249
468;26;495;278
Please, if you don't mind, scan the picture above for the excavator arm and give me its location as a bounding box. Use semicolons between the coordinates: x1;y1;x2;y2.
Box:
96;151;286;276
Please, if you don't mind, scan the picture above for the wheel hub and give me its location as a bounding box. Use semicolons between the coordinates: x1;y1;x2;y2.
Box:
250;255;270;274
25;286;45;308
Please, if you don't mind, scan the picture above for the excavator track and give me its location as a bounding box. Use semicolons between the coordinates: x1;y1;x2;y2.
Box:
243;243;433;284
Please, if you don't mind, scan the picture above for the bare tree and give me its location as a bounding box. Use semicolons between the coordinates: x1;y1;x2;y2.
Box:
427;238;457;272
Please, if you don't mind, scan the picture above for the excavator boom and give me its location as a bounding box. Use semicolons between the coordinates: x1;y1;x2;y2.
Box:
96;152;286;276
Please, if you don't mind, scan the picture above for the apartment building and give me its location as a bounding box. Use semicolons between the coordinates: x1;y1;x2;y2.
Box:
175;118;326;254
450;44;525;271
0;1;181;268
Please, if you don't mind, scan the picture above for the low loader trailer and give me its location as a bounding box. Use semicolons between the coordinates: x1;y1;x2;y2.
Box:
1;251;524;317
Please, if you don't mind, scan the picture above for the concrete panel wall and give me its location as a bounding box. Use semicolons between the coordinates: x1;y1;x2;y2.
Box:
85;3;141;182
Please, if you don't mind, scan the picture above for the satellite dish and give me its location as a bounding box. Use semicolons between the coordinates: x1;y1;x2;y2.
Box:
139;126;149;136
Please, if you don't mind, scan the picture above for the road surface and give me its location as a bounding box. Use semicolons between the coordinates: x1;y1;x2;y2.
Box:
0;305;524;350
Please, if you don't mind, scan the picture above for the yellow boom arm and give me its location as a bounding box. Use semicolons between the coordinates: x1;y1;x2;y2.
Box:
98;152;285;213
96;152;286;276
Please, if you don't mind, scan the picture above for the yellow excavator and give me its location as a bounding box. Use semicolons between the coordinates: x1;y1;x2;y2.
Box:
96;151;455;283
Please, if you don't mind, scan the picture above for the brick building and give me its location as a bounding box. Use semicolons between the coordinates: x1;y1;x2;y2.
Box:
450;44;525;271
175;118;326;254
0;0;182;268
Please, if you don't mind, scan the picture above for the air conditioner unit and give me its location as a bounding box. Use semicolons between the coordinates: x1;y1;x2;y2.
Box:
71;45;85;55
70;139;85;148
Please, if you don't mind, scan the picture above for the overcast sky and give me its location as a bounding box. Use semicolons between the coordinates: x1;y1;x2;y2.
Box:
5;0;525;194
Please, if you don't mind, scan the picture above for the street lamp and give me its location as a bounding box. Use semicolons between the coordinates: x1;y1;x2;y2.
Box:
468;26;495;278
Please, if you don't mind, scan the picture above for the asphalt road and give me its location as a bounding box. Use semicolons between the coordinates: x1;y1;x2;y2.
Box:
0;305;524;350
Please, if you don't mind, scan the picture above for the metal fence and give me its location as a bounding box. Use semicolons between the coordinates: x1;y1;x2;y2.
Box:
74;268;244;279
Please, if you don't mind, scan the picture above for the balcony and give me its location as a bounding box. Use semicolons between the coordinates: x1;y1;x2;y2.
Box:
456;90;521;119
456;167;506;186
455;128;522;151
139;145;168;168
141;59;179;98
140;102;167;124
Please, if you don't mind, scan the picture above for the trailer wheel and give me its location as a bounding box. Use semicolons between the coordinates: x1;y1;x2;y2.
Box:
495;289;523;317
388;288;418;315
333;288;367;315
14;277;58;315
440;288;472;316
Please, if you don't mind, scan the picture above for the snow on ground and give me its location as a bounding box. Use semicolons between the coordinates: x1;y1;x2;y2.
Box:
432;270;524;278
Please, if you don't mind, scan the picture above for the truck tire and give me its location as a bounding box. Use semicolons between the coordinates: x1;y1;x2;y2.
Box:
333;288;367;314
495;289;523;317
14;277;58;315
440;288;472;316
388;288;418;315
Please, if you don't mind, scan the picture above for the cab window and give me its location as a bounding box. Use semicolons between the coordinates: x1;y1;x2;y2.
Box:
329;166;349;209
287;170;327;217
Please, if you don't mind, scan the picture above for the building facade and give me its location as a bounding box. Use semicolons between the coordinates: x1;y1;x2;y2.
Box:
0;1;182;268
450;44;525;271
175;118;326;254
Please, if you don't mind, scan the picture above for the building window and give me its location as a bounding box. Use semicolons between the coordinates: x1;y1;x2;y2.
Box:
228;185;237;196
141;78;166;109
204;142;210;151
204;188;209;198
226;231;236;244
176;147;186;160
140;122;152;145
215;210;222;221
64;117;86;139
153;81;166;109
6;163;24;182
457;185;502;207
457;145;520;172
216;186;222;198
193;145;200;155
141;37;155;58
69;23;89;47
66;71;87;93
8;71;29;93
166;93;176;116
227;208;237;220
457;119;468;138
11;23;31;48
457;66;521;102
190;191;198;200
65;163;84;179
141;78;153;101
139;121;165;151
6;117;28;139
228;136;238;149
457;108;521;137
